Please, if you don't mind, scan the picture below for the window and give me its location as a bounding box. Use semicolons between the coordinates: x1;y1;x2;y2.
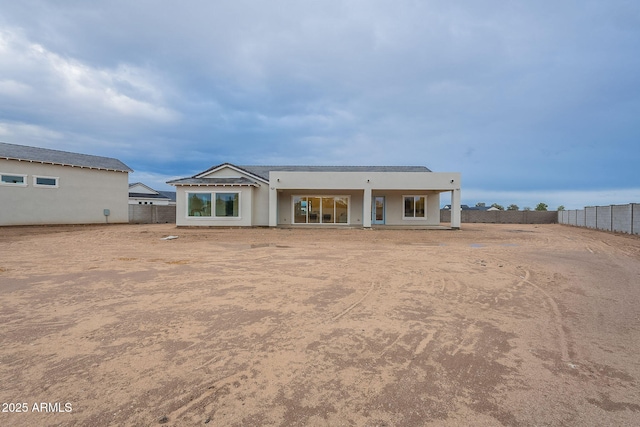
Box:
34;176;59;187
293;195;349;224
187;192;240;218
215;192;239;217
404;196;426;219
187;193;212;217
1;173;27;186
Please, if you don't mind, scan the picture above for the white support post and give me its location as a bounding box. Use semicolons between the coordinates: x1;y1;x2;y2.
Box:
269;185;278;227
363;187;372;228
451;189;461;229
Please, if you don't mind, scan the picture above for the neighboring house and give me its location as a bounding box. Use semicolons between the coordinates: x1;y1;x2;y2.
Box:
0;142;132;226
129;182;174;205
443;204;499;211
168;163;462;228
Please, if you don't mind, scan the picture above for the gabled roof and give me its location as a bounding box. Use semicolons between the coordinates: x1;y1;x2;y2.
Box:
0;142;133;172
129;182;159;193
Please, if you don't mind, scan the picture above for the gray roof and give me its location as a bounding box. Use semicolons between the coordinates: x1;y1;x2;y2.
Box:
238;165;431;180
0;142;133;172
167;177;260;186
193;163;432;181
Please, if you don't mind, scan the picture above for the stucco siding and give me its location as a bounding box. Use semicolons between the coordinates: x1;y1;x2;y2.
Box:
175;186;254;227
0;160;128;225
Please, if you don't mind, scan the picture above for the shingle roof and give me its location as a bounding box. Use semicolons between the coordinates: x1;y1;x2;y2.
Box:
167;177;260;186
128;192;172;200
238;165;432;180
0;142;133;172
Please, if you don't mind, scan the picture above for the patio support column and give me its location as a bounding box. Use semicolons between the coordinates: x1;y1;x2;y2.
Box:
363;187;372;228
451;188;461;229
269;185;278;227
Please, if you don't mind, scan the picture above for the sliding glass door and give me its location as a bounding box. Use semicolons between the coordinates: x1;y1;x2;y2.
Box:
292;195;349;224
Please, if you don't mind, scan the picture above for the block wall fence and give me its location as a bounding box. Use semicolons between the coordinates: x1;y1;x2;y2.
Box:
440;210;557;224
558;203;639;235
128;205;176;224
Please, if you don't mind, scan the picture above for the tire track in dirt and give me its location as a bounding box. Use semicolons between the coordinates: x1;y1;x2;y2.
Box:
331;281;376;321
517;269;571;363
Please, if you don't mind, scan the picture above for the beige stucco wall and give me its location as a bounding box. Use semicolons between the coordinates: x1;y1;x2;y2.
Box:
174;186;255;227
270;171;459;227
372;190;441;226
173;165;268;227
0;159;129;226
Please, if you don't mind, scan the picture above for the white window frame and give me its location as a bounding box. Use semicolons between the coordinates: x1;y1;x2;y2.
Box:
213;191;241;219
291;195;351;225
0;173;28;187
403;195;427;220
185;190;242;220
33;175;59;188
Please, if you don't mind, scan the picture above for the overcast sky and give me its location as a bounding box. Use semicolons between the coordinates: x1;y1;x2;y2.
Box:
1;1;638;209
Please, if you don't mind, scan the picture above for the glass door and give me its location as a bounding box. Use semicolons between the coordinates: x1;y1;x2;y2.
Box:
372;196;385;224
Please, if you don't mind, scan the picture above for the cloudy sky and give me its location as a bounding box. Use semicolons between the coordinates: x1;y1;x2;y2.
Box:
1;1;638;209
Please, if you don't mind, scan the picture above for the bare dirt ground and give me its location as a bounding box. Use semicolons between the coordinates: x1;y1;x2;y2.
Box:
1;223;639;427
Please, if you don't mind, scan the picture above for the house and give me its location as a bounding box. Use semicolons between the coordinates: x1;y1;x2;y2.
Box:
443;204;500;211
0;142;132;226
129;183;175;205
168;163;461;228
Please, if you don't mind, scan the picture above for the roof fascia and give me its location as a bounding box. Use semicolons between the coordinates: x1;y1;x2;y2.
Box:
0;156;132;173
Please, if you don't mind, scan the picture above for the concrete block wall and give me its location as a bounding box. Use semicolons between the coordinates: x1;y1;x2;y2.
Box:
559;203;638;234
585;207;597;229
611;204;632;234
596;206;612;231
440;210;557;224
129;205;176;224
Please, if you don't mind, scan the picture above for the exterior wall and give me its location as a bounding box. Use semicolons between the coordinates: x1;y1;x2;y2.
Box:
269;171;459;228
174;185;254;227
611;204;632;234
129;205;176;224
440;210;557;224
596;205;612;231
558;204;638;235
373;191;441;226
585;206;597;229
1;159;128;225
251;183;270;226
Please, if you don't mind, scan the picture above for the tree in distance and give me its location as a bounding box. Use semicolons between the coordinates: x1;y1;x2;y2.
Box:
507;204;519;211
491;203;505;211
535;202;548;211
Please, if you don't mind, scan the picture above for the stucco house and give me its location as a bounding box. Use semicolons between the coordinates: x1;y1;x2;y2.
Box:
0;142;132;226
168;163;461;228
129;182;175;206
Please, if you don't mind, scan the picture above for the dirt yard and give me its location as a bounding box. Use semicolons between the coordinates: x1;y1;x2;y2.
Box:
1;223;639;426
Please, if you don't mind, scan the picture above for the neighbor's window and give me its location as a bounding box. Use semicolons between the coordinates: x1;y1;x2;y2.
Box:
1;173;27;186
187;193;212;217
404;196;426;218
215;192;239;217
34;176;59;187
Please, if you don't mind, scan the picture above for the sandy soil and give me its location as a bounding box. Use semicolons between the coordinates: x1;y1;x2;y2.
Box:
1;223;639;426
